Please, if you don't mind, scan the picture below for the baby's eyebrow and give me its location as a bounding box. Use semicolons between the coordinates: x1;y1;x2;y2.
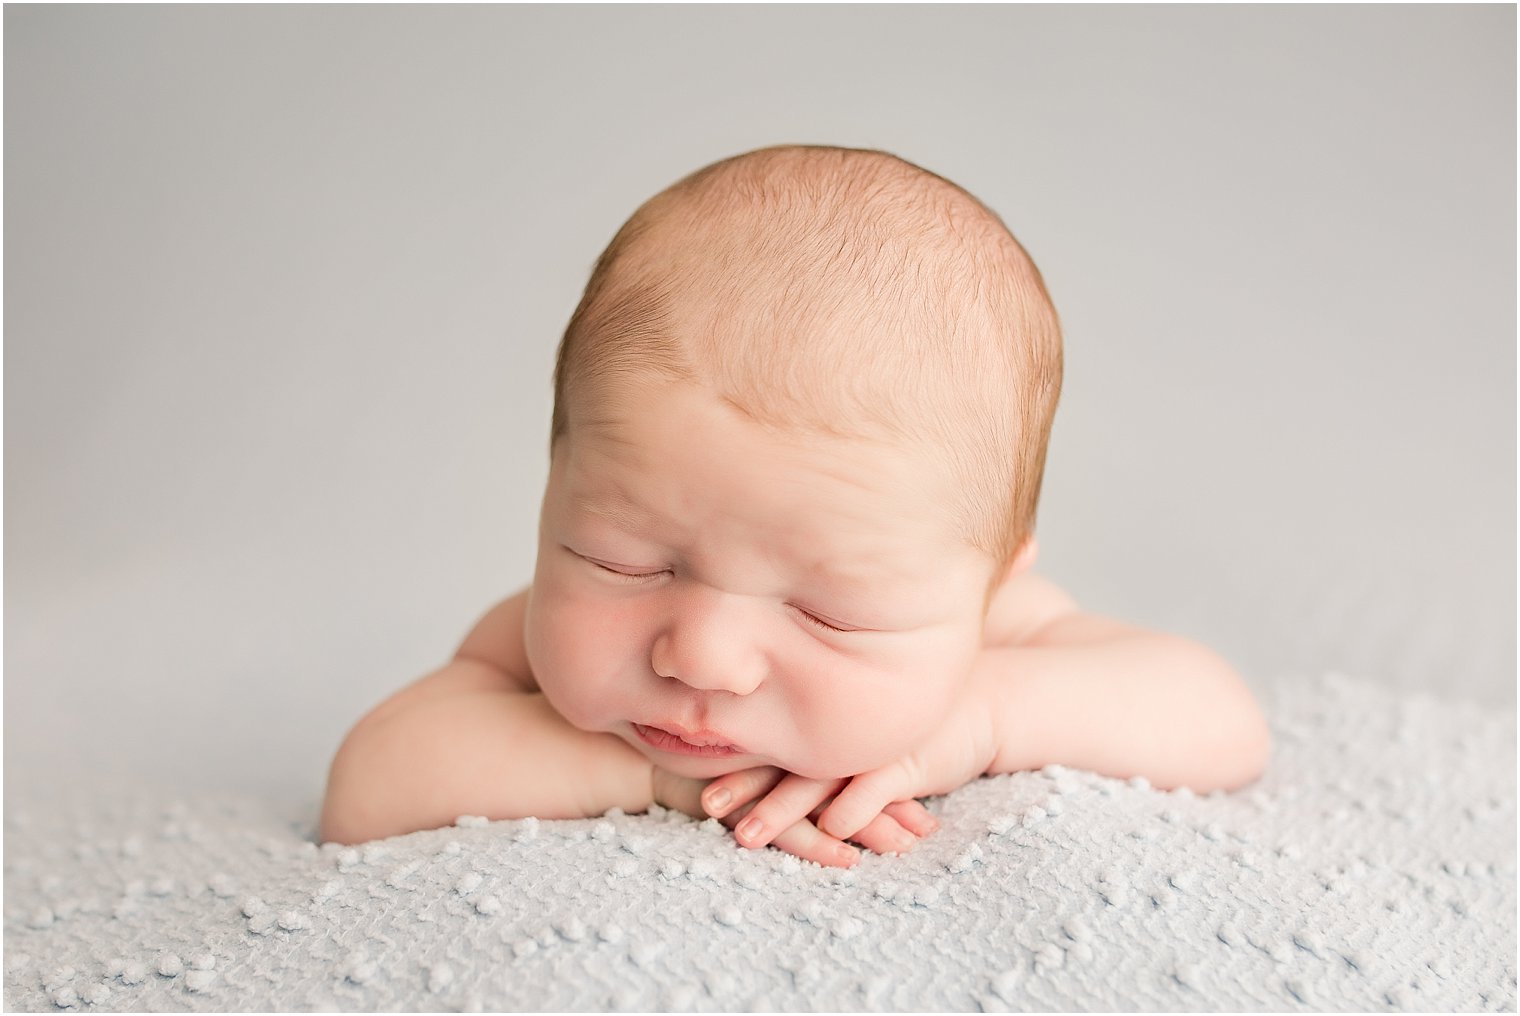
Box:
568;490;660;533
808;567;914;602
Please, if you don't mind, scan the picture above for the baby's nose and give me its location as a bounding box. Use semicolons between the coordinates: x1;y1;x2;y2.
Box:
650;598;766;696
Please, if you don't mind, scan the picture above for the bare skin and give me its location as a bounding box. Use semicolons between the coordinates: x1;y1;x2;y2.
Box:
320;383;1270;864
322;148;1270;858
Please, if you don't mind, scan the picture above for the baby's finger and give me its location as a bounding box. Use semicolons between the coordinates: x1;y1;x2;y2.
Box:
700;766;785;819
849;812;922;856
767;818;860;869
882;799;940;838
648;767;710;820
815;764;910;841
732;774;847;850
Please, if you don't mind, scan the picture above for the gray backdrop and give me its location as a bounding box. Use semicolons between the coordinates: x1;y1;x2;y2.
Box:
5;5;1514;809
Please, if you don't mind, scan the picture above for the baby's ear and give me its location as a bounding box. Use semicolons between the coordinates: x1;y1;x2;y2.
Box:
1007;536;1039;579
983;536;1040;616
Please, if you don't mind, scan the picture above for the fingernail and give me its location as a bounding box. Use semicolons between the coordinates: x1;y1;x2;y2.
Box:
737;816;763;842
895;832;916;853
704;788;732;815
836;845;859;865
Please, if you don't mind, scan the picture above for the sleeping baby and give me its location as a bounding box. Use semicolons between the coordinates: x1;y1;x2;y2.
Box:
319;144;1271;867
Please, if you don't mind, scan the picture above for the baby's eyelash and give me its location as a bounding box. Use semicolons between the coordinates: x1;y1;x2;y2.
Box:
586;558;668;582
573;549;855;628
794;607;850;633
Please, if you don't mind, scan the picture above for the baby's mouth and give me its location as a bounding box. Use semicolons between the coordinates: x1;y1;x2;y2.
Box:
632;722;745;758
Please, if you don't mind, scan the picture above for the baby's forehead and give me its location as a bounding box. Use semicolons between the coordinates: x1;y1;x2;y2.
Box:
556;147;1058;583
565;239;1009;521
555;417;991;609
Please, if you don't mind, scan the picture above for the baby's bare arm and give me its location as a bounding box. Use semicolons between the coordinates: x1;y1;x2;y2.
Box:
320;672;655;843
319;659;653;844
710;588;1270;848
983;612;1271;792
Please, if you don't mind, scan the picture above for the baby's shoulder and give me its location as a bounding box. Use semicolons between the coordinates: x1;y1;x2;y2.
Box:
981;570;1080;647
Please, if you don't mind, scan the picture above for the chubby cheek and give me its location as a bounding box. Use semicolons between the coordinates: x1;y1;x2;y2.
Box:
524;574;656;734
785;637;977;778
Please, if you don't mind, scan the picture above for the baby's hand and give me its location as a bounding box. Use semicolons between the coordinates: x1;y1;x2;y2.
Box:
700;767;940;865
650;766;935;868
650;767;866;866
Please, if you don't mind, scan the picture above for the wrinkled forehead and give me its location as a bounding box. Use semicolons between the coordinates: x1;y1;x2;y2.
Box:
560;273;934;441
602;218;1003;448
549;378;1007;622
552;380;966;550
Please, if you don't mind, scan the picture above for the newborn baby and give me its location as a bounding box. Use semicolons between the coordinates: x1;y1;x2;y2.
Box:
320;144;1271;866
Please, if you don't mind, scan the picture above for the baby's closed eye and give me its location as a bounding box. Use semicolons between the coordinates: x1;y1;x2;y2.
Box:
790;606;857;633
572;550;670;583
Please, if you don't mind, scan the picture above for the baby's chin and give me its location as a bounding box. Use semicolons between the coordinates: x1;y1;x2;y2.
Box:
641;751;764;781
628;738;868;784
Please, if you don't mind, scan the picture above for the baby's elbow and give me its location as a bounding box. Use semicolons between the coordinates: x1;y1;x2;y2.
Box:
318;762;366;846
1221;699;1273;791
317;720;392;845
1201;650;1272;791
318;779;373;846
1166;639;1271;792
317;803;367;848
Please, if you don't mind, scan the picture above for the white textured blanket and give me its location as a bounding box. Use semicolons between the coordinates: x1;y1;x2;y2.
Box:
4;672;1515;1012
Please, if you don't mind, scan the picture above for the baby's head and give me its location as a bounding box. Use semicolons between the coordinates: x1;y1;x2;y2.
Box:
524;145;1063;780
552;145;1062;587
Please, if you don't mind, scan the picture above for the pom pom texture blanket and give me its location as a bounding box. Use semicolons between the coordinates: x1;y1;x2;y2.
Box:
4;673;1514;1011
